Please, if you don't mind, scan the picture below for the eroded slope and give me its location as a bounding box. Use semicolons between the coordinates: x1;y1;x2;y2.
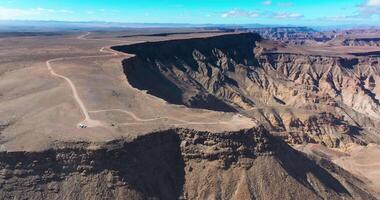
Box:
0;128;374;200
114;33;380;148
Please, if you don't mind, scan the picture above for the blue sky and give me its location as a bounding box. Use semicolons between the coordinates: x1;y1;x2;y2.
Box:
0;0;379;25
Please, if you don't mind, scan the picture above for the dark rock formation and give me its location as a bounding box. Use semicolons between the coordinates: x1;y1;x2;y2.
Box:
0;128;375;199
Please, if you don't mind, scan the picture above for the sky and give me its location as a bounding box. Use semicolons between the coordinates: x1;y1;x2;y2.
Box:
0;0;380;26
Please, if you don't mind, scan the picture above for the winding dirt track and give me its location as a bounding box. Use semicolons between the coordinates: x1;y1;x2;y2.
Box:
46;32;248;128
46;58;96;125
46;32;128;127
88;109;190;123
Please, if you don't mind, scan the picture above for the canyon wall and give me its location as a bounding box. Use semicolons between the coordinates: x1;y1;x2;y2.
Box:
114;33;380;148
0;128;375;199
343;38;380;46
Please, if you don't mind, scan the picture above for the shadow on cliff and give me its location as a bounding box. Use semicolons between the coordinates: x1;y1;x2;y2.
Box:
99;130;185;200
272;135;352;196
0;129;375;199
112;33;262;112
0;130;185;200
120;56;237;112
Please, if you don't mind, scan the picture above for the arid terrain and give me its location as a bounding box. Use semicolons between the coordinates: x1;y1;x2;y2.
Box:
1;27;380;199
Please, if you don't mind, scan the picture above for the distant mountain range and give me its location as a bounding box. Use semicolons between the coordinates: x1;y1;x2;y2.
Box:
0;20;379;32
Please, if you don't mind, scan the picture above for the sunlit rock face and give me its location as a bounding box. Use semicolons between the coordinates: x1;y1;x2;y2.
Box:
114;33;380;148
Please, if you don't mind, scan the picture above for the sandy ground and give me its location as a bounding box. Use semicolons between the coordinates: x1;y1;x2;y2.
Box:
0;31;255;152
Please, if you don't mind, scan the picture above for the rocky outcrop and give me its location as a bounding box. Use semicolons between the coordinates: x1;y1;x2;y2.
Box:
0;128;375;199
113;33;380;148
256;53;380;115
254;52;380;146
0;131;184;200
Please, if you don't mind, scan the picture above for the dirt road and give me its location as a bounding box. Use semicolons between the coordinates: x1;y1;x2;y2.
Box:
46;32;254;128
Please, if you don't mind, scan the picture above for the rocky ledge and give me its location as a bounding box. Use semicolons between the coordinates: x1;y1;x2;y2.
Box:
0;127;375;199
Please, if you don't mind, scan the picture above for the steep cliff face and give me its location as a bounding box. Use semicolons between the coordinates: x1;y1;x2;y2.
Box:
254;53;380;146
113;33;380;148
0;128;375;200
257;53;380;117
0;130;185;200
112;33;261;112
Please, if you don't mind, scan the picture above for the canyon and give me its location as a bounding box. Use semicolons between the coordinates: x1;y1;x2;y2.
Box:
113;33;380;148
1;30;380;199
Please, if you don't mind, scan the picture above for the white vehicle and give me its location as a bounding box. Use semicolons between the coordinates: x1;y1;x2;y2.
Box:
79;124;87;128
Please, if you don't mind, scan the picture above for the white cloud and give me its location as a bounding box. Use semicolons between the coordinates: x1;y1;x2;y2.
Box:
330;0;380;20
357;0;380;16
274;12;304;19
221;9;260;18
262;0;272;6
0;6;72;19
0;7;41;19
366;0;380;6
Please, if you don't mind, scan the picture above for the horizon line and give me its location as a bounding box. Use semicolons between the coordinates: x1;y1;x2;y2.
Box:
1;19;380;28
